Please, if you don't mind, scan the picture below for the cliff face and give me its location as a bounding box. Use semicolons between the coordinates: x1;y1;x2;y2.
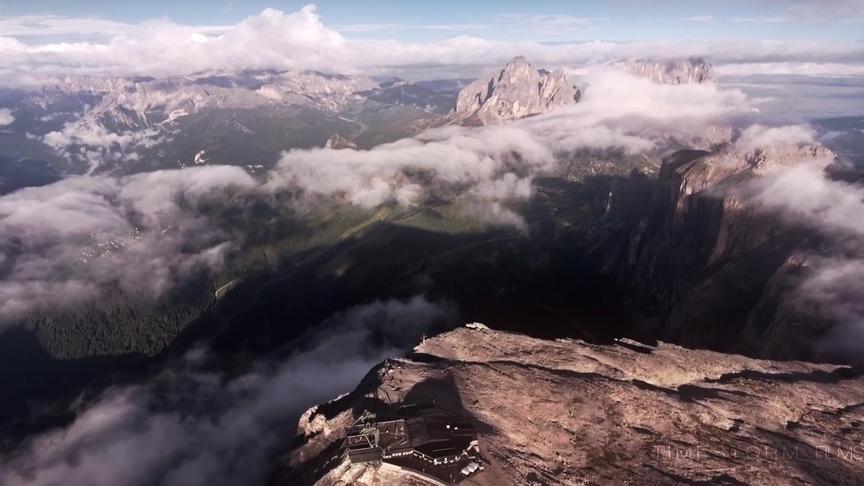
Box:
279;325;864;485
626;58;714;85
449;57;581;125
590;145;837;360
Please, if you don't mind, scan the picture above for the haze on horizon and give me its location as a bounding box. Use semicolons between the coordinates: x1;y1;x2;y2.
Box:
1;3;864;486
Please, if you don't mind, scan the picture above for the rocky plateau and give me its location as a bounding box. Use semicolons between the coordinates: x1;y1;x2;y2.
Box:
280;325;864;486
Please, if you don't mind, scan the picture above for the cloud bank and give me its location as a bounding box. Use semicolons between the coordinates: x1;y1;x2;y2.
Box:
743;162;864;360
0;66;761;323
0;296;457;486
734;124;817;153
0;5;862;86
0;108;14;126
43;121;164;174
0;166;255;323
267;67;751;226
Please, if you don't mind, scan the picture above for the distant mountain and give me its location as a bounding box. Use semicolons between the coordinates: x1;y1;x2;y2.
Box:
626;57;713;84
43;71;380;130
448;56;581;125
359;78;473;114
0;71;462;176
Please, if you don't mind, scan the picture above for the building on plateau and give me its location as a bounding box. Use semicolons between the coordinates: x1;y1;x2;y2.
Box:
345;403;484;484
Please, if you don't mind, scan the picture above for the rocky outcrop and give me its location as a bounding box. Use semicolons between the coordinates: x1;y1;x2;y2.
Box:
279;325;864;485
448;57;581;126
626;57;713;85
79;71;380;131
590;144;837;360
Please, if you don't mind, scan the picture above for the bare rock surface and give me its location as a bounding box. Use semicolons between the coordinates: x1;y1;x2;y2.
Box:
281;325;864;485
626;58;713;85
448;57;580;126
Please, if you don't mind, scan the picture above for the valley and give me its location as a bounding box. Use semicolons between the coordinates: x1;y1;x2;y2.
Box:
1;41;863;485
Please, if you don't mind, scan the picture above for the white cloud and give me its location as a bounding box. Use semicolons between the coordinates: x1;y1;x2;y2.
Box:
798;257;864;358
265;66;752;226
0;63;775;323
43;121;164;174
0;64;754;325
684;15;716;23
0;5;861;86
0;166;255;323
0;296;456;486
0;107;14;126
739;162;864;360
267;125;554;209
747;163;864;238
734;124;817;153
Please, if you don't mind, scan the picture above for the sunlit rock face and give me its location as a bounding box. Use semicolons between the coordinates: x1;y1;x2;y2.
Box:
279;325;864;485
626;57;714;85
449;56;581;125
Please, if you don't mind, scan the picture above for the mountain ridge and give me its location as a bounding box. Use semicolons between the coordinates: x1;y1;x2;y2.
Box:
448;56;581;126
280;324;864;485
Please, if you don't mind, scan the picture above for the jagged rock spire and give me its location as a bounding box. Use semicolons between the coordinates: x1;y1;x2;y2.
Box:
449;56;581;125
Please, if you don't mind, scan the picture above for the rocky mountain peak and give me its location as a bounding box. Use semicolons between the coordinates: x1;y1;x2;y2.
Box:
505;55;531;68
657;143;835;202
627;57;714;84
449;56;581;125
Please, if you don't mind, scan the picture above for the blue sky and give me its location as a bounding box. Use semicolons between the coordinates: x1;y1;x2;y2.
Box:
2;0;863;43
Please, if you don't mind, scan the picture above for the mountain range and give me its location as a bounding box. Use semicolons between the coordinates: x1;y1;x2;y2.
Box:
1;55;863;486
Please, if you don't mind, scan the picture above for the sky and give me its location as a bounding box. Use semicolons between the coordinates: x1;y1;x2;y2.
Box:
2;0;864;43
0;1;862;112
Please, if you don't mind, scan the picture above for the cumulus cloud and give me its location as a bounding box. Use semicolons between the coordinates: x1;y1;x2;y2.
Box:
0;296;457;486
0;108;14;126
747;163;863;237
266;66;752;227
525;67;751;148
734;124;817;153
267;124;555;226
0;63;775;323
43;120;164;174
0;5;862;86
0;166;255;324
741;162;864;360
798;258;864;359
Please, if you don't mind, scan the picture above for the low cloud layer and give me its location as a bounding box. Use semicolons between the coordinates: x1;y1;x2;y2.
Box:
743;162;864;360
0;108;14;126
0;296;457;486
0;5;862;86
43;121;164;174
0;68;764;323
734;124;817;153
267;125;555;227
268;67;752;226
748;163;863;238
0;166;255;323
